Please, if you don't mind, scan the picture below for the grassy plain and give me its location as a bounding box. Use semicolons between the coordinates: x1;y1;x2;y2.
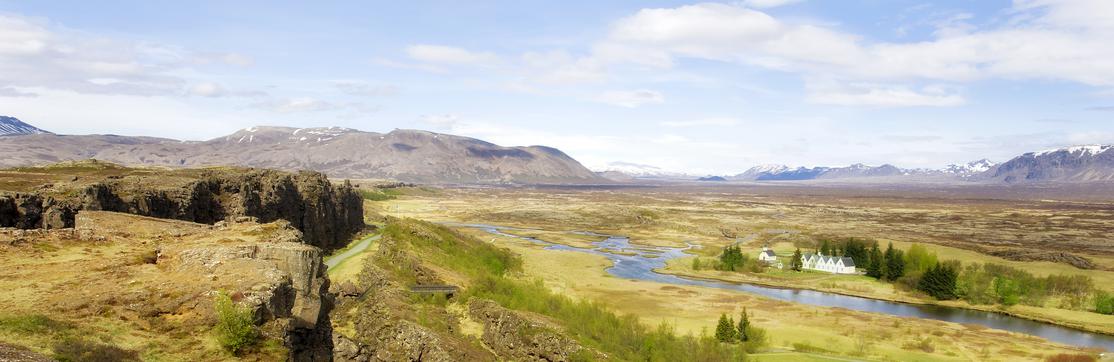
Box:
383;184;1114;361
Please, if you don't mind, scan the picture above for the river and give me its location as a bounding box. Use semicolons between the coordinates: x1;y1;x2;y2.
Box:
453;223;1114;351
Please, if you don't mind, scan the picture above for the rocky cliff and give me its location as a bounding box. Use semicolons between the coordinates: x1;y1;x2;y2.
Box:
0;162;364;251
0;211;338;360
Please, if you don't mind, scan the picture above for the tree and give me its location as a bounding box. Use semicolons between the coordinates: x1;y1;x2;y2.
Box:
917;263;958;300
842;239;868;267
737;308;750;342
214;292;259;354
883;243;905;281
905;244;938;274
714;314;736;342
718;246;745;272
866;244;884;279
692;257;701;271
820;240;831;256
790;248;803;271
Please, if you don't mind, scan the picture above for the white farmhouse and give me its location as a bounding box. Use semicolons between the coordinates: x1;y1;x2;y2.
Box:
757;246;777;263
801;252;857;274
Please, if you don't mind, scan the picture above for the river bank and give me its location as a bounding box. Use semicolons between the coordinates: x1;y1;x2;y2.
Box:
656;261;1114;338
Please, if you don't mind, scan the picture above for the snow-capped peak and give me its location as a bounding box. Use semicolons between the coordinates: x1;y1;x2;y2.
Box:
944;159;997;174
593;161;688;177
747;164;790;174
0;116;51;136
1031;144;1113;157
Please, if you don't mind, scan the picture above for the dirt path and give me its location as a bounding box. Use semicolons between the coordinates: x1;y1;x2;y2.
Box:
325;234;380;269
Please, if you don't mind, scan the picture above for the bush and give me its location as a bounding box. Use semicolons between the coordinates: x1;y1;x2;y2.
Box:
743;326;767;353
1045;353;1097;362
53;338;139;362
0;314;71;335
901;337;935;353
214;292;259;354
1096;291;1114;315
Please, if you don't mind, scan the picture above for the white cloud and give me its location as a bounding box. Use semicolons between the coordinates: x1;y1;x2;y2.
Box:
188;82;226;97
334;81;400;97
254;97;340;113
805;81;965;107
0;86;37;97
406;44;499;65
594;89;664;108
419;114;459;130
578;1;1114;106
660;117;739;127
742;0;804;9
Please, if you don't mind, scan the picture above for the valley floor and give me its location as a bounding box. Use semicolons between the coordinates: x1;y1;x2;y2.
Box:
380;184;1114;361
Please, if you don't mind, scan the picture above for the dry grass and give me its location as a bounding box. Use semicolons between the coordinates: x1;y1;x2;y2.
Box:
388;185;1113;361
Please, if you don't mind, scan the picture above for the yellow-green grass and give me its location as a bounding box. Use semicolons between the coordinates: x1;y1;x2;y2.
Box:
454;226;1086;361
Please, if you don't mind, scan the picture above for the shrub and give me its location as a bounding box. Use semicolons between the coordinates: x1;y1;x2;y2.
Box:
1096;291;1114;315
901;337;935;353
1045;353;1097;362
0;314;71;335
213;292;259;354
743;326;767;353
53;338;139;362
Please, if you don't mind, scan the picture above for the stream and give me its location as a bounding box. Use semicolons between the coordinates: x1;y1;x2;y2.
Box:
453;223;1114;351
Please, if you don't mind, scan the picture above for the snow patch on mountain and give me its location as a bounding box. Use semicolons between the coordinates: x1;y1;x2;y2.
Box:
943;159;997;175
593;161;688;178
1032;145;1113;157
0;116;50;136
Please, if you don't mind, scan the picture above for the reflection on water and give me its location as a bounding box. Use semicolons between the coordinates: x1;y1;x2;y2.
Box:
455;223;1114;351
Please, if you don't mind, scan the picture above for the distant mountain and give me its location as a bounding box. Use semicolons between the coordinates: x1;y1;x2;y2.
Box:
0;126;602;184
943;159;997;178
731;163;904;181
986;145;1114;183
697;175;727;182
0;116;50;136
593;161;689;179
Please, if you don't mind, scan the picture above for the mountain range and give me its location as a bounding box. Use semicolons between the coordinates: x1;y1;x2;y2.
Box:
3;116;1113;184
0;119;600;184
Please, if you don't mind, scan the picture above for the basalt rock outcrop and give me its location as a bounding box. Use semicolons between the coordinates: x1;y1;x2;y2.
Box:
0;211;338;360
0;164;363;251
468;299;586;362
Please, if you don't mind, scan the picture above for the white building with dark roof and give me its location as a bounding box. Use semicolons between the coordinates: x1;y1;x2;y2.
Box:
801;252;857;274
758;246;777;263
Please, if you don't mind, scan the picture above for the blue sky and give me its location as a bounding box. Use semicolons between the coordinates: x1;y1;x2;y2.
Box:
1;0;1113;174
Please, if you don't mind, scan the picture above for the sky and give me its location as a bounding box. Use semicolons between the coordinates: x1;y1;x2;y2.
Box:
1;0;1113;175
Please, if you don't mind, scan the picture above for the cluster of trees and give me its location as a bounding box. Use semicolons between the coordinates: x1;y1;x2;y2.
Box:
713;308;767;352
696;245;763;273
956;263;1100;310
863;243;905;282
855;242;1113;315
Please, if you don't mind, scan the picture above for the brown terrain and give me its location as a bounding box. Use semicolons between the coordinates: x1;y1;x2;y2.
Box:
0;126;602;184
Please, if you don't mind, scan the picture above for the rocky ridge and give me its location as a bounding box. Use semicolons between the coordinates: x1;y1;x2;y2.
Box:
0;161;364;251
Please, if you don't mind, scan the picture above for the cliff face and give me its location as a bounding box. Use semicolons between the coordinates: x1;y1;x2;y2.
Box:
0;211;338;360
0;166;364;251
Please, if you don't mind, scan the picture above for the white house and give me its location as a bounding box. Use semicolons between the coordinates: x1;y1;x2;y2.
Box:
757;246;777;263
801;252;857;274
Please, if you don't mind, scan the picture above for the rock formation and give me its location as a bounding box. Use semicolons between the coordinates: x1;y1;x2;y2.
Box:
0;163;363;251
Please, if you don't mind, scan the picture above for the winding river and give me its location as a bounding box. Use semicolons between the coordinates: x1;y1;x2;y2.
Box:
453;223;1114;351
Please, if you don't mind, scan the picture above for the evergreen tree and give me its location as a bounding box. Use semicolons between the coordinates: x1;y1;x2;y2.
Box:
917;263;959;300
790;248;803;271
883;242;905;281
718;246;745;271
714;314;736;342
820;240;831;255
737;308;750;342
866;244;883;279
